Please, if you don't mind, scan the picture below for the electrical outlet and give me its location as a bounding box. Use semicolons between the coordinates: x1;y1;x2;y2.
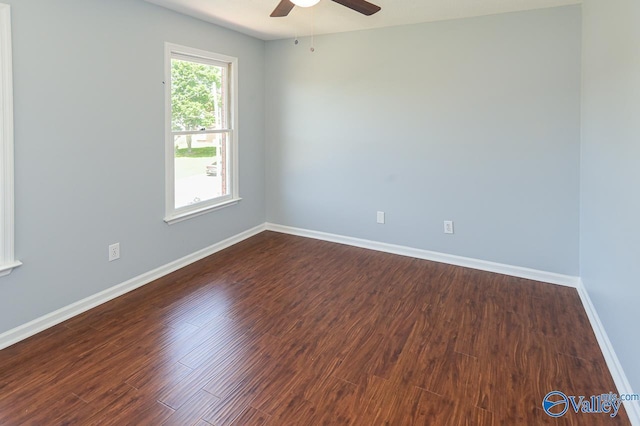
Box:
109;243;120;262
377;211;385;224
444;221;454;234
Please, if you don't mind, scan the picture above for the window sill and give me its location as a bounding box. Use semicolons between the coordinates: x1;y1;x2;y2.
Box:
0;260;22;278
164;198;242;225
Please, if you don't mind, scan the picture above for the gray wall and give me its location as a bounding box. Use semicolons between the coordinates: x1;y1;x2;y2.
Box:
0;0;265;334
266;6;582;275
581;0;640;392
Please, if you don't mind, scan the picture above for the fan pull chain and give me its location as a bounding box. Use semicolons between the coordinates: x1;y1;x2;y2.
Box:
310;7;316;52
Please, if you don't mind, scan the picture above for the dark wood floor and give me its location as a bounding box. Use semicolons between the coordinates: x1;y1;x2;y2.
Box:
0;231;630;425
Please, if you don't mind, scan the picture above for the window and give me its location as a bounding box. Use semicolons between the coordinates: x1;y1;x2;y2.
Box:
164;43;239;224
0;3;20;276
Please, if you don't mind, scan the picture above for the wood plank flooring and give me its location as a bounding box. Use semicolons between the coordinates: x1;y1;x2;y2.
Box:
0;231;630;425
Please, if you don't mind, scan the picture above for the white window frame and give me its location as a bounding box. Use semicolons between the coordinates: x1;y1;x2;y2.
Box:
164;43;240;224
0;4;20;277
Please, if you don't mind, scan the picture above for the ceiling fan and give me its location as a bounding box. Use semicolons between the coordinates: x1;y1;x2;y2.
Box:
270;0;381;17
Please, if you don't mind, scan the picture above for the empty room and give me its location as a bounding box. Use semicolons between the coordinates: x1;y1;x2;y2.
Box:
0;0;638;424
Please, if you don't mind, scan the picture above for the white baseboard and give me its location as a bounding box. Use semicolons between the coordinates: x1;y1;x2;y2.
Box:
265;223;580;288
577;280;640;425
0;223;266;351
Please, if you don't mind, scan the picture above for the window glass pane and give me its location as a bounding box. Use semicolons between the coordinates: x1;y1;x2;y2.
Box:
171;59;225;132
174;133;229;209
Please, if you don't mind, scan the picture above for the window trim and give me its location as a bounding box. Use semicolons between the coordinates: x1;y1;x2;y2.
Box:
163;43;240;225
0;4;20;277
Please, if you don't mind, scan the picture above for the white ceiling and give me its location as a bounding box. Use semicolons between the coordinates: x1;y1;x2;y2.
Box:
145;0;581;41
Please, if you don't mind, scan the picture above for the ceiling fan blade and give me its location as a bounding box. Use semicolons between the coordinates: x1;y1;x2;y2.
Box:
331;0;381;16
271;0;295;17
